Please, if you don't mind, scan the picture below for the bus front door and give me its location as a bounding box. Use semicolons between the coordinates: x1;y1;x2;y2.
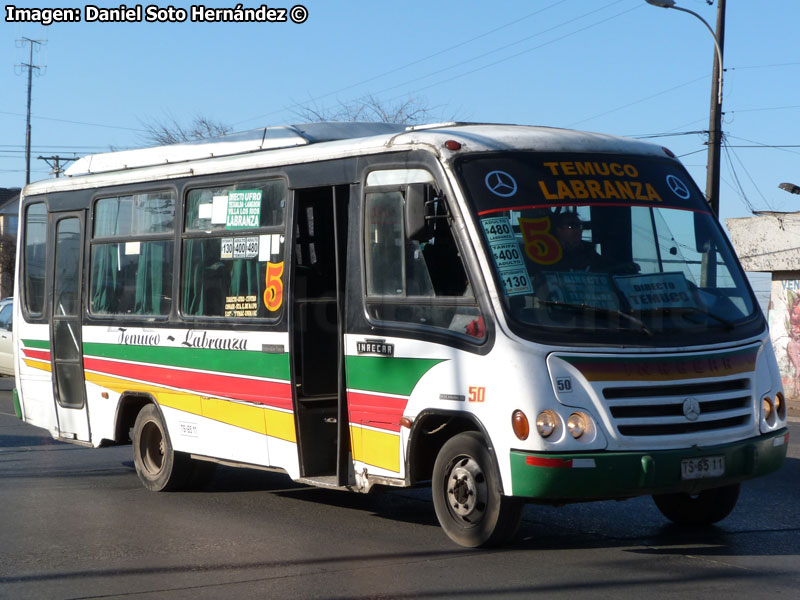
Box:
50;213;90;443
290;186;349;483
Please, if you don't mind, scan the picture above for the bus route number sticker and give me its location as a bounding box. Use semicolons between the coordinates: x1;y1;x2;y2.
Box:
264;261;284;312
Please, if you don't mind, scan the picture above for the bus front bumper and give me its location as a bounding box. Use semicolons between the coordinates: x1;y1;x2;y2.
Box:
509;428;789;501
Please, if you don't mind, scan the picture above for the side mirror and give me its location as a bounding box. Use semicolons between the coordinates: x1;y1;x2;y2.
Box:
405;183;429;241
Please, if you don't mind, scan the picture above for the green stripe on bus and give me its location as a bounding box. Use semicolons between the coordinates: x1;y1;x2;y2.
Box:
345;355;444;396
22;339;50;349
82;342;291;380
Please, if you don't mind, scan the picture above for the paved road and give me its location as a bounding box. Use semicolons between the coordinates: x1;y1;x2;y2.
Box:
1;378;798;600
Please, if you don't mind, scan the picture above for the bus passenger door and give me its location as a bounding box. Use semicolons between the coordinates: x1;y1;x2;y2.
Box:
50;213;90;443
290;186;349;483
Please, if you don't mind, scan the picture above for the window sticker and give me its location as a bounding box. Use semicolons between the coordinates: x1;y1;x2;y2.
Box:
613;272;696;310
198;203;213;221
221;238;234;260
542;271;619;310
519;217;562;265
484;170;518;197
500;269;533;296
481;216;515;243
491;240;525;271
226;190;262;229
481;217;532;296
124;241;140;255
224;295;259;318
264;261;284;312
665;174;691;200
211;195;228;224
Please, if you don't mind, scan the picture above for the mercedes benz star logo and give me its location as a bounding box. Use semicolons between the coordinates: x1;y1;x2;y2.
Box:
485;170;518;197
682;397;701;421
666;174;691;200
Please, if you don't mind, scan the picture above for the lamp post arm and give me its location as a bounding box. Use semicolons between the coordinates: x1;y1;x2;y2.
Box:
670;6;723;104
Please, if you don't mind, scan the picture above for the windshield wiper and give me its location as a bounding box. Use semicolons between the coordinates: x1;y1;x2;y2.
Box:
539;300;653;337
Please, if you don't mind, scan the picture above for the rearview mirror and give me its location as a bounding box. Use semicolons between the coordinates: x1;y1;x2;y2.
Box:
694;212;714;252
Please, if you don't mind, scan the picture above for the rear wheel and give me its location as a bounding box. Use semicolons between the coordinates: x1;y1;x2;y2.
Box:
652;483;740;525
132;404;190;492
432;431;524;547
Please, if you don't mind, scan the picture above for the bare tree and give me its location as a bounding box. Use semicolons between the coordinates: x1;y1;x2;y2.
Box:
291;94;436;125
139;114;233;146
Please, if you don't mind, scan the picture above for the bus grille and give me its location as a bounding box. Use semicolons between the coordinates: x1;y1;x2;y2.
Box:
602;379;752;437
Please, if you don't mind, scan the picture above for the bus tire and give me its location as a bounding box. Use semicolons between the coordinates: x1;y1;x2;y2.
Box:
132;404;190;492
652;483;740;525
432;431;524;547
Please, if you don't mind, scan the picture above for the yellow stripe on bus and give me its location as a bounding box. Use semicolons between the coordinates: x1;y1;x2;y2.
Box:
23;358;51;372
84;371;296;443
349;425;400;473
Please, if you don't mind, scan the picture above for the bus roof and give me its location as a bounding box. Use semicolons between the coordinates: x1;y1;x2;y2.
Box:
25;122;669;195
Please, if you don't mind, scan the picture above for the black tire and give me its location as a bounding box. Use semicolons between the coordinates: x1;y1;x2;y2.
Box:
132;404;190;492
652;483;740;525
432;431;524;547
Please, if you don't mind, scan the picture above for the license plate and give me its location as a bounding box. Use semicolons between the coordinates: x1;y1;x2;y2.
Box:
681;456;725;480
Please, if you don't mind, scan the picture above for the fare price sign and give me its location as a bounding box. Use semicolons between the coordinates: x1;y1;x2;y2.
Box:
481;216;532;296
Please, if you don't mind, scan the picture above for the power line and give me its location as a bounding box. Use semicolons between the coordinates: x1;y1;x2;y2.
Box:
234;0;576;125
0;110;146;133
727;61;800;71
376;2;643;119
239;0;634;126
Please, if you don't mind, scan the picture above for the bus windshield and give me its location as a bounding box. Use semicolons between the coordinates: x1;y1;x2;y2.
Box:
456;151;760;345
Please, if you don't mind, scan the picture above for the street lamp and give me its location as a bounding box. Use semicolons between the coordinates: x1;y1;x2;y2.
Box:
645;0;725;217
779;182;800;195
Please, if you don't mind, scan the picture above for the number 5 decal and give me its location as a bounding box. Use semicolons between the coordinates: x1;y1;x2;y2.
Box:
519;217;562;265
264;261;284;311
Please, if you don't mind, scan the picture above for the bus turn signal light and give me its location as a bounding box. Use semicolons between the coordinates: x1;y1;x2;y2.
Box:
512;410;529;440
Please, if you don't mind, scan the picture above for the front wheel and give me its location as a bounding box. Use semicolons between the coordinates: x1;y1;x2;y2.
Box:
432;432;524;547
132;404;191;492
652;483;740;525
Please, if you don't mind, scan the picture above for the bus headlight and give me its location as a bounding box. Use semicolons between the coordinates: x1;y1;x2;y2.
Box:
512;410;530;441
567;412;590;439
762;396;775;426
536;410;558;438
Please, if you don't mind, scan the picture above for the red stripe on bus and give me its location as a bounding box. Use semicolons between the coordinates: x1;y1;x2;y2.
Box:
83;356;293;410
21;348;50;362
346;391;408;433
525;456;573;468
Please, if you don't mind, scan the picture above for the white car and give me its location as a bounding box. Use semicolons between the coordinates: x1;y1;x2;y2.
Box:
0;298;13;377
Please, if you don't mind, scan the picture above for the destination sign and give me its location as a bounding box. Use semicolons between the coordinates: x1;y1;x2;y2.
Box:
459;152;709;215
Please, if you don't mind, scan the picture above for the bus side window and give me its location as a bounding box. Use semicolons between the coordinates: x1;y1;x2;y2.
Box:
363;187;483;340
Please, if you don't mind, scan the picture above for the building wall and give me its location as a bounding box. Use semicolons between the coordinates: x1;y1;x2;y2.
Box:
767;272;800;401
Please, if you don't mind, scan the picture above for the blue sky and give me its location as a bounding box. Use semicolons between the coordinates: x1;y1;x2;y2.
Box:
2;0;799;227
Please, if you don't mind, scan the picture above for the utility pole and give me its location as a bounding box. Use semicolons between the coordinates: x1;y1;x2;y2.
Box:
37;155;76;178
16;36;45;186
705;0;725;216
